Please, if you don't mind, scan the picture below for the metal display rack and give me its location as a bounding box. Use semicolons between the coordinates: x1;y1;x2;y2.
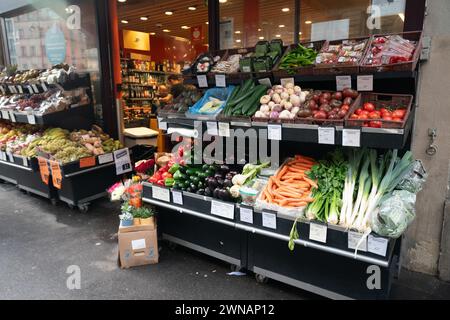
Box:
144;64;419;299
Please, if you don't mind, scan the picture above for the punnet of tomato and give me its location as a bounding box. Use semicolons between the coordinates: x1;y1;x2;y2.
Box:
345;93;413;129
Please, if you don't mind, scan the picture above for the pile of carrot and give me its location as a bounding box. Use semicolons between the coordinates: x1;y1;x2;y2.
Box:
260;155;318;208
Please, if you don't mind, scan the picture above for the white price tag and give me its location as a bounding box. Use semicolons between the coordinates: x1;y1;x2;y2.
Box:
262;211;277;229
131;239;146;250
348;231;368;252
32;84;39;93
215;74;226;87
7;152;14;163
336;75;352;91
172;190;183;205
267;124;282;141
1;110;9;120
309;222;327;243
197;75;208;88
113;148;132;175
0;86;5;95
23;157;29;167
368;235;389;257
27;86;34;94
258;78;272;88
357;75;374;92
239;207;253;224
157;117;167;130
318;127;335;145
280;78;295;86
41;82;48;92
218;122;230;137
9;111;16;123
342;129;361;147
152;186;170;202
27;113;36;125
0;151;6;161
211;200;235;220
8;86;16;94
17;86;23;94
98;153;114;164
206;122;218;136
242;66;251;73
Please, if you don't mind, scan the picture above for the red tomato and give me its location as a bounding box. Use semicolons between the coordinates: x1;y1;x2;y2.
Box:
362;122;370;127
157;179;165;186
382;116;393;121
363;102;375;112
393;109;407;119
341;104;350;112
360;110;370;117
350;114;359;119
355;108;363;115
392;117;403;122
369;121;382;128
382;111;392;118
162;172;173;179
359;114;369;120
379;108;390;114
369;111;381;119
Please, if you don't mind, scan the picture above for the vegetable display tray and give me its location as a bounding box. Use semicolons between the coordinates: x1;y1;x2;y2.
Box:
313;36;371;75
273;41;326;78
360;31;423;74
345;93;413;129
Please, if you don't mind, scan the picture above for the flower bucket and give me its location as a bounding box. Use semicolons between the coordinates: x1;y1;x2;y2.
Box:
140;216;155;228
133;218;141;225
121;219;133;227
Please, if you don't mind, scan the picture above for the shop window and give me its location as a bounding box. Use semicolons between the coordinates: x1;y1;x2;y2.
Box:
20;46;26;57
220;0;295;49
299;0;406;42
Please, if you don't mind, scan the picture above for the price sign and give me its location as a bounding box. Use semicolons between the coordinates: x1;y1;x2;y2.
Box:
32;84;39;93
152;186;170;202
258;78;272;88
17;86;23;94
342;129;361;147
336;75;352;91
318;127;335;145
79;156;96;168
1;110;9;120
268;124;282;141
218;122;230;137
211;200;235;220
197;75;208;88
0;151;6;161
368;235;389;256
242;66;251;73
27;113;36;125
41;82;48;92
206;122;218;136
280;78;295;86
348;231;368;252
113;148;132;175
215;74;226;87
157;117;167;130
357;75;374;92
8;86;16;94
23;157;29;167
49;160;62;190
0;86;5;95
7;152;14;163
309;222;327;243
38;157;50;185
239;207;253;224
262;211;277;229
27;86;34;94
98;153;114;164
9;111;16;123
172;190;183;205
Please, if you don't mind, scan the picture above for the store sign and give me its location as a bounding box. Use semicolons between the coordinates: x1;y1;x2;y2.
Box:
45;25;67;65
191;26;203;42
66;5;81;30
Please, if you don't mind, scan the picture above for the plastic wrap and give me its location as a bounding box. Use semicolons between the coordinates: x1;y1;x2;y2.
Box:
397;160;427;194
371;190;416;238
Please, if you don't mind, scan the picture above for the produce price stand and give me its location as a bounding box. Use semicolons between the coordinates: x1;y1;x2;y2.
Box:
140;34;422;299
0;74;131;212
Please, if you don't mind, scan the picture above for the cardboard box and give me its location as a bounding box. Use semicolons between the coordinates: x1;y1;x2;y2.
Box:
118;221;159;268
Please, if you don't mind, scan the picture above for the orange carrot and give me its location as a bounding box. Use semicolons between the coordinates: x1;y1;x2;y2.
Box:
303;176;318;189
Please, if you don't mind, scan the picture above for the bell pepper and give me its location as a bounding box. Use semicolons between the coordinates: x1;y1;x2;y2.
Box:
164;178;175;187
162;172;173;179
157;179;165;186
173;170;183;181
168;163;180;174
